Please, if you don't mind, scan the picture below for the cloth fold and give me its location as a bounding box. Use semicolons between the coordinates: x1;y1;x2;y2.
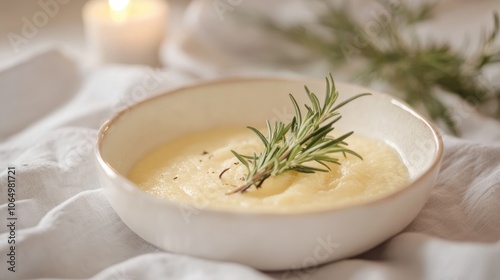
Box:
0;49;81;140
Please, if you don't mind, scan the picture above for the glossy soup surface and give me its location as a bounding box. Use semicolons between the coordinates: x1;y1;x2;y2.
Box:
128;126;409;213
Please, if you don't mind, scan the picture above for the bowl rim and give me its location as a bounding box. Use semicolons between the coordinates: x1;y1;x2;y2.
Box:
95;76;443;216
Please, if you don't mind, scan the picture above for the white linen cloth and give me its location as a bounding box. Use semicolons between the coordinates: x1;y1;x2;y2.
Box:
1;0;500;279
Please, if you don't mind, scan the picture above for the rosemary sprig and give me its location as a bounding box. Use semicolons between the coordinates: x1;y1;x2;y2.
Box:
258;1;500;135
228;74;370;194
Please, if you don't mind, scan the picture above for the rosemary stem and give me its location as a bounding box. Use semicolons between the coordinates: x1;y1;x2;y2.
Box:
227;74;369;194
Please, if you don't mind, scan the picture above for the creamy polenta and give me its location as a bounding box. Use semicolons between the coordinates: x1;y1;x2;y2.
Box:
128;126;409;213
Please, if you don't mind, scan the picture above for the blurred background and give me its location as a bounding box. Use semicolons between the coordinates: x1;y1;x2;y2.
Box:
1;0;500;138
0;0;188;62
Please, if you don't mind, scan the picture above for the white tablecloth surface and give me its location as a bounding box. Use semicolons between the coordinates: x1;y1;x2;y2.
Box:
1;0;500;279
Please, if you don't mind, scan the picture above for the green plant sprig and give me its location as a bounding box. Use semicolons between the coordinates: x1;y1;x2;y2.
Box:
258;1;500;135
228;74;370;194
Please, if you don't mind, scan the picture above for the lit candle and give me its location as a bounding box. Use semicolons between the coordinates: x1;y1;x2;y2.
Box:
83;0;168;66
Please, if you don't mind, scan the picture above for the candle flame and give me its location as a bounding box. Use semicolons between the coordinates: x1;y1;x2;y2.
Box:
109;0;130;22
109;0;129;12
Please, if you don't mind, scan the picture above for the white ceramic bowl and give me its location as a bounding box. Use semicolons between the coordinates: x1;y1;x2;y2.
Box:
95;78;443;271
